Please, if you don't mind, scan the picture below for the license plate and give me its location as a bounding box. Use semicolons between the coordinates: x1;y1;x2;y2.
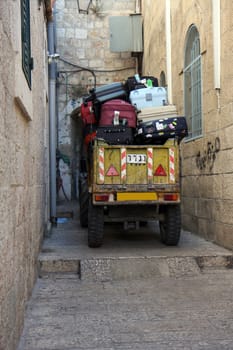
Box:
117;192;158;201
127;154;146;164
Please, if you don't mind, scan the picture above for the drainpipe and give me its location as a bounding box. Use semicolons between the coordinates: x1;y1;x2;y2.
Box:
48;8;57;224
212;0;221;90
165;0;172;104
135;0;141;13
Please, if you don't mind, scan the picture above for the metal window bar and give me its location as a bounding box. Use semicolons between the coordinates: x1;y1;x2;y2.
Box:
21;0;32;89
184;33;202;139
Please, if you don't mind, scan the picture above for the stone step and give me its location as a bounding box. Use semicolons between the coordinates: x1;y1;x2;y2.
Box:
38;254;233;281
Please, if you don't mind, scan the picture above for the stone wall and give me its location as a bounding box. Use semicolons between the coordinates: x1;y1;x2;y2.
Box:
55;0;138;199
142;0;233;249
0;1;50;349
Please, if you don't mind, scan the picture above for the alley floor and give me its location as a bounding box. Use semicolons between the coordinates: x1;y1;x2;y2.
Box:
17;200;233;350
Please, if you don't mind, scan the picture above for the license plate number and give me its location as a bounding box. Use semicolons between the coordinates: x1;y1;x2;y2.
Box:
127;154;147;164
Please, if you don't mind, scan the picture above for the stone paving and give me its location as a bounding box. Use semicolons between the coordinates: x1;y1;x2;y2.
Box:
17;200;233;350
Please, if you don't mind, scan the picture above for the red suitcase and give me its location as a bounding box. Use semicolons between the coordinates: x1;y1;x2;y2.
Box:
99;99;137;128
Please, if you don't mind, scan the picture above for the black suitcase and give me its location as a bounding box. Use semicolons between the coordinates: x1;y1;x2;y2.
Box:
124;76;146;93
86;82;127;104
96;126;134;145
135;116;188;144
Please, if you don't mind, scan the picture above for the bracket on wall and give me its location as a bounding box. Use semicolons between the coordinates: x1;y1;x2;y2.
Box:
77;0;93;14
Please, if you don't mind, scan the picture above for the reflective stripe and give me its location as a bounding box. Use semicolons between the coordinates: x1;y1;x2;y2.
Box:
169;148;175;183
147;148;153;180
121;148;126;182
98;147;105;183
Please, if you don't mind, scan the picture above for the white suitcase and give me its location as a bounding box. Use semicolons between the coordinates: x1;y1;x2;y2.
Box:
137;105;178;123
129;87;167;110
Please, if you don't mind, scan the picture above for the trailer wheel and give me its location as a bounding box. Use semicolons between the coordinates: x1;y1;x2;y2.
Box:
159;205;181;246
79;175;88;227
88;196;104;248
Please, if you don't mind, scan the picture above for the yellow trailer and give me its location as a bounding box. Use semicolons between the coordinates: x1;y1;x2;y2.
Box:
79;138;181;247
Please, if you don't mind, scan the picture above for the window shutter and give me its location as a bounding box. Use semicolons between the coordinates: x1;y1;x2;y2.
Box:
21;0;33;89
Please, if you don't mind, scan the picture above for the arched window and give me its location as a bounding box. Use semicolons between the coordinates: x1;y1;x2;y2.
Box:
184;25;202;139
160;71;166;87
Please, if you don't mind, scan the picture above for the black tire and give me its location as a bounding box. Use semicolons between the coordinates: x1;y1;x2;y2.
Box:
88;196;104;248
159;205;181;246
79;175;89;227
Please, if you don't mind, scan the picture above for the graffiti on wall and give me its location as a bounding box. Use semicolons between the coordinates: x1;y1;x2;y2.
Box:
195;137;220;172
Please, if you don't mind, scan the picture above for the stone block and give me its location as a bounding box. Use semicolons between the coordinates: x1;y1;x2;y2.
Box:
39;258;80;275
75;28;87;39
215;222;233;250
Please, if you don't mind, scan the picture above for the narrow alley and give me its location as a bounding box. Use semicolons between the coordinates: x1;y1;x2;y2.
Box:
2;2;233;350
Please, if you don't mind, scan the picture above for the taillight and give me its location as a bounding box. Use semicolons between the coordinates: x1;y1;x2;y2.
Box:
95;194;109;202
163;193;179;201
94;194;114;202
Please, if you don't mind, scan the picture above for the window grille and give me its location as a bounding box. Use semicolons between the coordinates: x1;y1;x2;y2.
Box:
184;25;202;139
21;0;33;89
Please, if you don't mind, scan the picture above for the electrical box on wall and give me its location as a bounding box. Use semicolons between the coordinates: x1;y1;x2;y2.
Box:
109;14;143;52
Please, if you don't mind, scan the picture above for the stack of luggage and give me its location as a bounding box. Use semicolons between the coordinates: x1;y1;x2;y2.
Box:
80;75;188;147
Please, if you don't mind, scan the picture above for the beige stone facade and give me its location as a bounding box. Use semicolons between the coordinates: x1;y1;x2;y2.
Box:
142;0;233;249
0;1;50;349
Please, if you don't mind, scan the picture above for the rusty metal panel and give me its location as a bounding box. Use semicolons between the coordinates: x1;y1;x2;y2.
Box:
94;141;179;188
